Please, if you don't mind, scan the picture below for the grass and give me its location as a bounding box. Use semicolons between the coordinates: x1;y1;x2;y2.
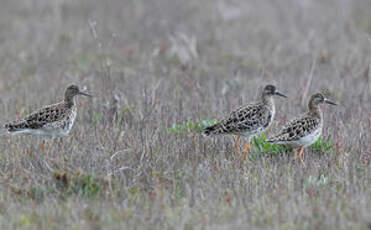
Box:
0;0;370;229
168;119;219;134
252;134;292;157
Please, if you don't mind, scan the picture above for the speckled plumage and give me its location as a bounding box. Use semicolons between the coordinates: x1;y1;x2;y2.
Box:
203;85;287;159
267;113;322;147
203;98;275;138
267;93;337;164
3;85;91;138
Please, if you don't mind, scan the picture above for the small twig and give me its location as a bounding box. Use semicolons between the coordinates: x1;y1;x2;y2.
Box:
301;60;316;106
88;19;102;50
110;149;131;161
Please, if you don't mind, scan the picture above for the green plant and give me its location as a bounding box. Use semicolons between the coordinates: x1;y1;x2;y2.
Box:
169;119;219;134
175;170;185;200
310;137;334;153
27;187;45;202
53;171;104;199
252;134;292;158
70;174;103;198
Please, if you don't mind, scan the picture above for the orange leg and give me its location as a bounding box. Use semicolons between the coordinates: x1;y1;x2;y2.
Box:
298;146;305;166
41;140;46;153
234;136;241;153
244;142;250;160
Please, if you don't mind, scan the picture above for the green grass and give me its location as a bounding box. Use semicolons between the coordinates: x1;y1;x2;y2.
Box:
168;119;219;134
53;171;105;199
252;135;335;157
310;137;334;153
252;134;292;158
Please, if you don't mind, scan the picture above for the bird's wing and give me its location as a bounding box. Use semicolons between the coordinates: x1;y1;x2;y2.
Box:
5;102;66;131
204;103;271;135
268;114;320;143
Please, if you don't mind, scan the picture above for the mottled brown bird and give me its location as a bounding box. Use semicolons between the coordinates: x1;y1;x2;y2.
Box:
267;93;337;165
203;85;287;159
3;85;91;151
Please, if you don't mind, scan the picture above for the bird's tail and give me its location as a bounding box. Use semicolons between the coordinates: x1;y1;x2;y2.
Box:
0;124;10;136
202;122;223;136
0;122;24;136
3;122;23;132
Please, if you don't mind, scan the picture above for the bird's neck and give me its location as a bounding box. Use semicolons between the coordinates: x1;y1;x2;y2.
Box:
308;103;322;118
262;94;274;108
64;96;75;108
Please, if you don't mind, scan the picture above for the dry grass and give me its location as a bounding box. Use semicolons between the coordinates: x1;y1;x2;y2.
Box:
0;0;370;229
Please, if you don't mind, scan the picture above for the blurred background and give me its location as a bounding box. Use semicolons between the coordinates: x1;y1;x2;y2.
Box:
0;0;370;229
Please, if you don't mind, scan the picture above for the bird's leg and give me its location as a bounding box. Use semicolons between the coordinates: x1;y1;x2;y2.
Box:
298;146;305;166
234;136;241;153
292;148;298;160
41;140;46;153
243;141;250;160
57;138;63;150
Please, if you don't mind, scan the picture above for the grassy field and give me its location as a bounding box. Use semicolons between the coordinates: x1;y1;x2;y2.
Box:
0;0;370;229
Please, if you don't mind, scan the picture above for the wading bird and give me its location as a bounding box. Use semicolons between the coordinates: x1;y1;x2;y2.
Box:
203;84;287;159
3;85;92;151
267;93;337;165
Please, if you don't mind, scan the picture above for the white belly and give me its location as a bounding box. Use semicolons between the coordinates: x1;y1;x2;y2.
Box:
294;127;322;148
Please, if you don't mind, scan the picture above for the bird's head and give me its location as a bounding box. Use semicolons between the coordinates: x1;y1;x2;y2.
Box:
65;85;92;98
309;93;337;107
262;84;287;98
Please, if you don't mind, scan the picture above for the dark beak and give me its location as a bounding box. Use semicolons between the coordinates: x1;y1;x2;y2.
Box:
275;91;287;98
324;99;337;105
79;91;92;97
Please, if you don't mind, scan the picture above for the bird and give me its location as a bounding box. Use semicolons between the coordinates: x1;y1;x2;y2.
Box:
267;93;337;165
3;85;92;151
203;84;287;159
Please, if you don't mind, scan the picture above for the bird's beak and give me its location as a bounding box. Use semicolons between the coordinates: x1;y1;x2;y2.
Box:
79;91;92;97
324;98;337;105
275;91;287;98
